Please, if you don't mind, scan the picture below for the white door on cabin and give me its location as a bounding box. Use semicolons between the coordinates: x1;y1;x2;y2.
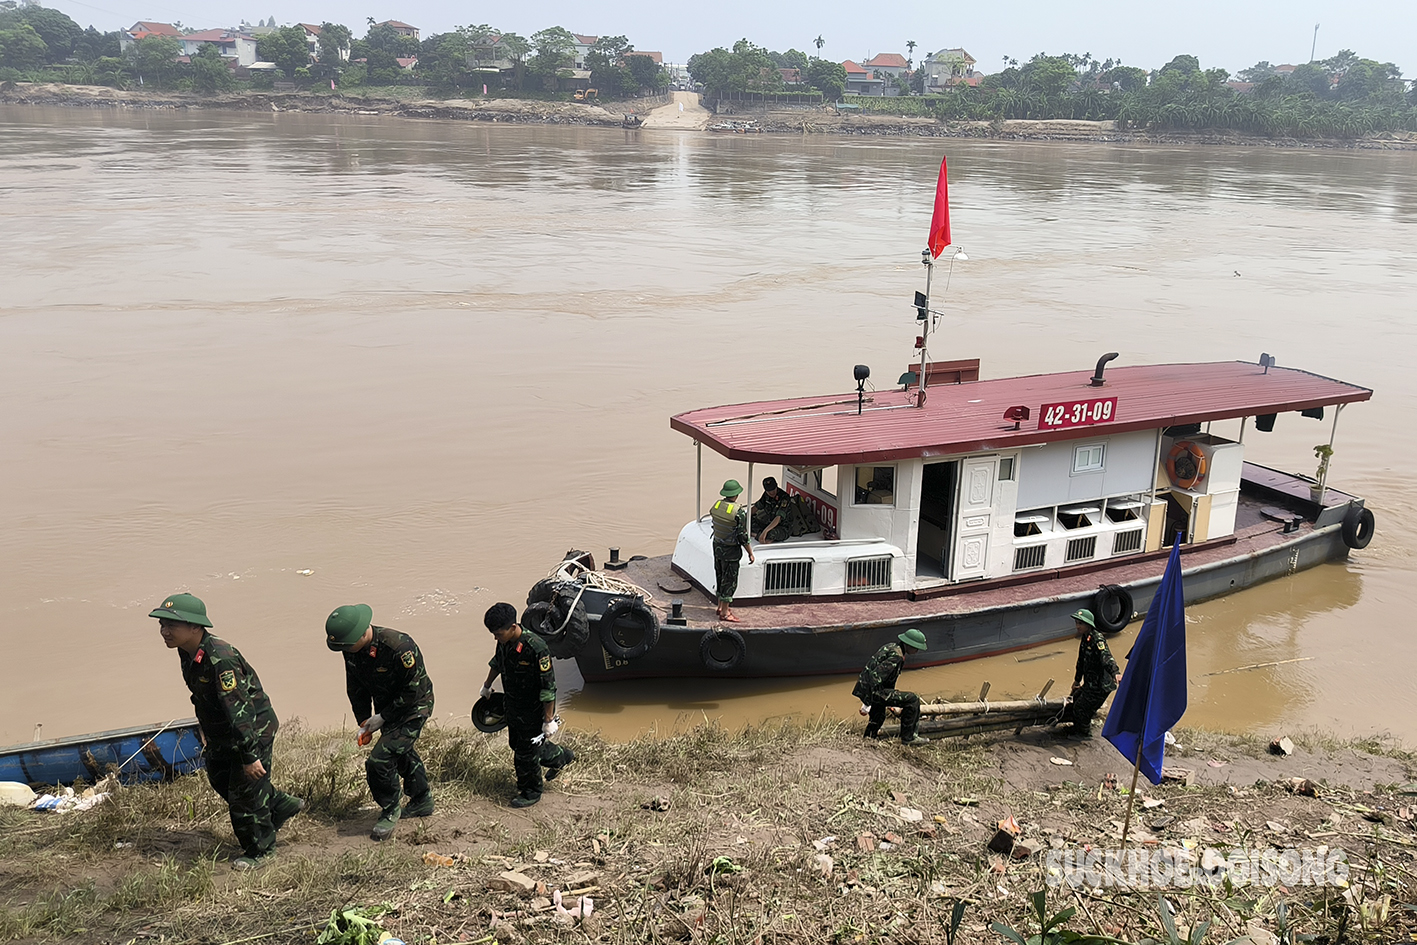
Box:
952;456;998;580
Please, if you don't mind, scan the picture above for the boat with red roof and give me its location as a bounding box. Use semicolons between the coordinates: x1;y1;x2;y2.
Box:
528;158;1377;683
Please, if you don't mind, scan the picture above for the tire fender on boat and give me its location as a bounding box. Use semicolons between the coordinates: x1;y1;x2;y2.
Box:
598;597;660;660
1341;504;1375;549
1166;441;1207;490
1092;584;1134;634
699;627;747;671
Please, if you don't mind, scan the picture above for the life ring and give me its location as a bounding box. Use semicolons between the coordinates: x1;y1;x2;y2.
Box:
699;628;746;671
598;597;660;660
1341;505;1375;549
1166;441;1207;490
1092;584;1134;634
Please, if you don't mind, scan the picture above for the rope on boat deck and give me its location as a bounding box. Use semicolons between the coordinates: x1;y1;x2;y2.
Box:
546;561;660;611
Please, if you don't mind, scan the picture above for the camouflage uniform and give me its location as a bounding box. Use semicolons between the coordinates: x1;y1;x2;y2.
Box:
752;491;792;543
852;642;922;742
490;629;571;800
711;498;750;603
1070;628;1120;736
180;632;302;859
343;626;436;817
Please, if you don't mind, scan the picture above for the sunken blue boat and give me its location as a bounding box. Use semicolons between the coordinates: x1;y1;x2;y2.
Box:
0;719;205;787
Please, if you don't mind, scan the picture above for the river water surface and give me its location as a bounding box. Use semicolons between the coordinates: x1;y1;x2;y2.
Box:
2;106;1414;748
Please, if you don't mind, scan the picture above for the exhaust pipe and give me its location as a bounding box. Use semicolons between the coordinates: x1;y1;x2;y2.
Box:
1090;352;1119;387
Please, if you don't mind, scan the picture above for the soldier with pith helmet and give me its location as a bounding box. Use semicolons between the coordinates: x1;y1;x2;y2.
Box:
150;592;304;870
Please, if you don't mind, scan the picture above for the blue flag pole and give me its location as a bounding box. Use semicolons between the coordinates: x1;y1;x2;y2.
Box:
1103;536;1188;845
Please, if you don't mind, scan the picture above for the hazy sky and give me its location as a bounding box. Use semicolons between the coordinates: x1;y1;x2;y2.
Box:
46;0;1416;76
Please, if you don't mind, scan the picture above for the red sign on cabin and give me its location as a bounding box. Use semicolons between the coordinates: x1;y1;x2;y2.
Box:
1038;396;1118;430
786;483;838;538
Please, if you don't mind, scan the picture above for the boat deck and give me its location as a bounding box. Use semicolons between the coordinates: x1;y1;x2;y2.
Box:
614;481;1357;632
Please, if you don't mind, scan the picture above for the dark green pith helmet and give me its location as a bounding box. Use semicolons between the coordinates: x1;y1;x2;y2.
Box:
1071;609;1096;629
720;479;743;497
149;592;213;628
326;603;373;650
471;693;509;733
897;628;927;650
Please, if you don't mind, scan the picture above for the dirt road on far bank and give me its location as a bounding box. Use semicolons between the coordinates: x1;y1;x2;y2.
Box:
641;90;710;130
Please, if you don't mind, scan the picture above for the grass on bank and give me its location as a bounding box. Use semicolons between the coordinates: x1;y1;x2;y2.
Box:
1;719;1414;944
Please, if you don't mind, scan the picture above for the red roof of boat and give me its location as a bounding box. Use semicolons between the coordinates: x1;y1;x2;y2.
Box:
670;360;1372;465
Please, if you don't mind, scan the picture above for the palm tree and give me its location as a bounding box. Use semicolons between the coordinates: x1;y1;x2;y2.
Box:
906;40;916;69
814;35;824;53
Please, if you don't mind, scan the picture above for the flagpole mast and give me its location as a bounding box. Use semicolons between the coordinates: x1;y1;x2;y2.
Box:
1119;740;1144;846
918;249;933;408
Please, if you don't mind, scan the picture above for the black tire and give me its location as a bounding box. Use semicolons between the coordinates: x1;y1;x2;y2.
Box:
544;592;590;659
699;628;746;671
527;579;556;606
598;597;660;661
521;601;557;637
1342;505;1375;550
1092;584;1134;634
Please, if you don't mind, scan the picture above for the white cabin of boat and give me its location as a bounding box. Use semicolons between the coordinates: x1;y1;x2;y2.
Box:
669;356;1371;601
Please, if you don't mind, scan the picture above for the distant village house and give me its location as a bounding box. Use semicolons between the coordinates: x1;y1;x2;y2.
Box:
923;47;978;91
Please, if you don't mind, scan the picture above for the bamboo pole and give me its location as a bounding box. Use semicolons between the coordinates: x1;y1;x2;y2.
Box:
918;698;1068;717
1119;740;1144;847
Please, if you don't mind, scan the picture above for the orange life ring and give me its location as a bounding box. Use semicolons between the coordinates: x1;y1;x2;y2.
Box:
1166;441;1207;490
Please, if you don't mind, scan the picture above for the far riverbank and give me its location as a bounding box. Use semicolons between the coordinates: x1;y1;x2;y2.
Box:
6;82;1417;150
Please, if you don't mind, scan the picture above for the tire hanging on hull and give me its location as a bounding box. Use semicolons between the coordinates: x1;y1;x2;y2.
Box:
1342;505;1375;549
598;597;660;661
1092;584;1134;634
699;627;746;671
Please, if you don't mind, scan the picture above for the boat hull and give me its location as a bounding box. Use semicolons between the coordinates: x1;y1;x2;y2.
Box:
0;719;205;787
570;520;1352;682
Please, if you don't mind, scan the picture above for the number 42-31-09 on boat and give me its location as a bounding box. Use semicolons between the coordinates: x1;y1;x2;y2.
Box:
533;158;1376;682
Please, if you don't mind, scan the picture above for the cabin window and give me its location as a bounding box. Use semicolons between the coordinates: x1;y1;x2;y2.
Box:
853;466;895;506
763;559;813;596
813;466;838;500
1058;506;1098;529
1072;444;1105;474
998;457;1015;481
1106;499;1144;523
846;556;892;592
1014;511;1050;537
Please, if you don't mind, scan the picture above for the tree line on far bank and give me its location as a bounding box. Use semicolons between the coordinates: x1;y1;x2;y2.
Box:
0;5;666;99
689;40;1417;138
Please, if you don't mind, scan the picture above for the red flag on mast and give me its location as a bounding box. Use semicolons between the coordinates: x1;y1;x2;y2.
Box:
927;156;951;258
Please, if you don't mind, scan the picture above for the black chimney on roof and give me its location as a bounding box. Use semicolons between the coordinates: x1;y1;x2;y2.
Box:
1090;352;1119;387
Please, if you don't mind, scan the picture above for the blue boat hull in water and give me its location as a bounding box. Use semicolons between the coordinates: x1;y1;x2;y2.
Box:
0;719;205;786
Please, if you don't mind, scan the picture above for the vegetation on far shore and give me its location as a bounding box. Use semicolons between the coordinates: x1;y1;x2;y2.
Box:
2;719;1415;944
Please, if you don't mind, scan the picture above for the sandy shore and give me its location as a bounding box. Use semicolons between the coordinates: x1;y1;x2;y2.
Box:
6;82;1417;149
2;720;1414;943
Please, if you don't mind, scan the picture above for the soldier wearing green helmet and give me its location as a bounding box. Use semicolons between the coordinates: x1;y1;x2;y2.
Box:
1067;608;1121;738
325;603;436;841
709;479;755;622
150;592;304;871
852;628;930;746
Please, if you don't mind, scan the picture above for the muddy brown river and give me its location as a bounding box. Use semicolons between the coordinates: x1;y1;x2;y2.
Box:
2;106;1414;748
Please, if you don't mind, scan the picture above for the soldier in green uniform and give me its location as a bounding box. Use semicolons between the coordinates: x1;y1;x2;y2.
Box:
710;479;755;622
151;593;303;871
852;628;930;746
752;477;792;544
325;604;436;841
480;602;575;808
1067;609;1122;737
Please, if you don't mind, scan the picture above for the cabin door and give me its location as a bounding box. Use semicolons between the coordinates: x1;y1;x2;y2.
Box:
915;461;958;579
951;456;998;581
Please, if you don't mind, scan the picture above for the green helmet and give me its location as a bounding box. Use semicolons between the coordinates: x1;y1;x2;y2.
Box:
720;479;744;497
1071;609;1096;629
326;603;373;650
897;628;927;650
149;592;213;628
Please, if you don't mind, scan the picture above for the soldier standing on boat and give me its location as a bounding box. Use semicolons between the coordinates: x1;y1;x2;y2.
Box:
150;593;304;871
480;602;575;808
752;477;792;544
1067;609;1121;738
852;628;931;746
324;604;435;841
711;479;754;622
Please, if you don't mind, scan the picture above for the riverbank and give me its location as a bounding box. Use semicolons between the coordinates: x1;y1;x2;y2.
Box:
2;720;1414;943
6;82;1417;149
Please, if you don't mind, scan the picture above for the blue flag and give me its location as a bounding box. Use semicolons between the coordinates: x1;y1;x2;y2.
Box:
1102;539;1187;784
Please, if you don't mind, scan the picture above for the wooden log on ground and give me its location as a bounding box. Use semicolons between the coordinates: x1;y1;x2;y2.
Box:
918;698;1067;717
